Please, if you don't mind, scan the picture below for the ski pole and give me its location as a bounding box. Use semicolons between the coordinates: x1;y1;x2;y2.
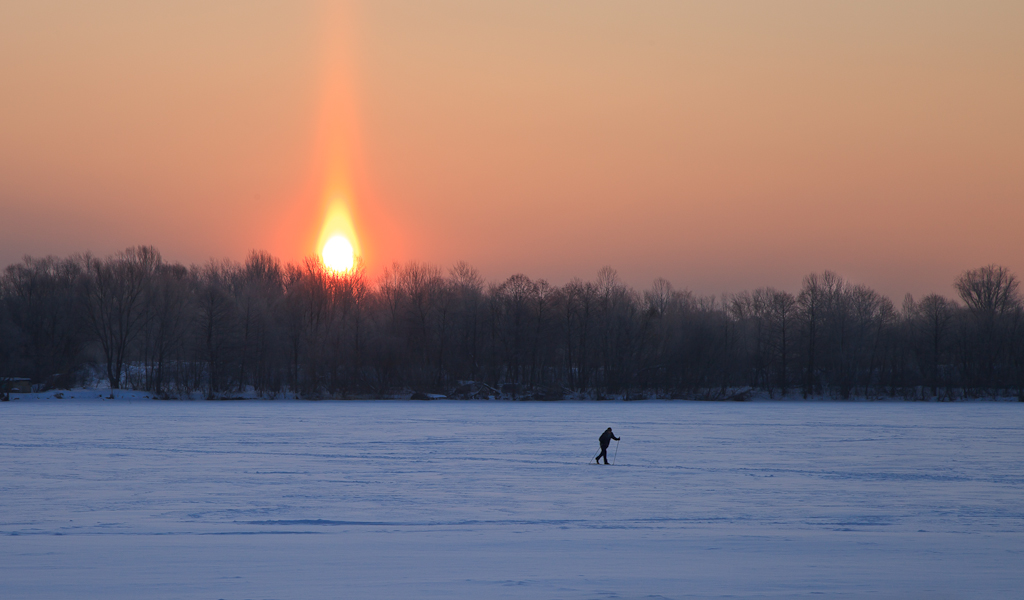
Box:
611;439;619;465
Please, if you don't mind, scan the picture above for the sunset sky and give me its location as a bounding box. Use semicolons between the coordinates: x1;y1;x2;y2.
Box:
1;1;1022;300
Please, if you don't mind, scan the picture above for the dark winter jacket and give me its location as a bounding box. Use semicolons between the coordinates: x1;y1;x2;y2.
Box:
599;429;619;449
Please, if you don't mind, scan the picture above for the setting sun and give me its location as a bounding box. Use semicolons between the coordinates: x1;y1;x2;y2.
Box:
321;234;355;273
316;197;361;273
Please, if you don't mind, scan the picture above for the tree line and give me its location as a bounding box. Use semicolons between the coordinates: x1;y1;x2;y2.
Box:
1;246;1022;400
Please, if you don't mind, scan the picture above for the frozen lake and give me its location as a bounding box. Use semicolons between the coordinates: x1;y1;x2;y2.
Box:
2;399;1022;599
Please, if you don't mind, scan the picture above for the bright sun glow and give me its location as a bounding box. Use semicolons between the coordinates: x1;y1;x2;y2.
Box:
321;235;355;273
317;199;361;273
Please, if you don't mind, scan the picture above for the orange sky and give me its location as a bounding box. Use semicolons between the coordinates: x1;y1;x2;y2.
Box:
1;1;1022;300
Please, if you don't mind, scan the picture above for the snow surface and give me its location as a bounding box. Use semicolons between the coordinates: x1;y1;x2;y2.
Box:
1;398;1022;599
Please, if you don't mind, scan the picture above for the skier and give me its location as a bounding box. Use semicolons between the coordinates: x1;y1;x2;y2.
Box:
595;427;620;465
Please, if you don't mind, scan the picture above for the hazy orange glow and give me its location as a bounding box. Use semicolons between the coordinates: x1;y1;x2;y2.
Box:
278;2;396;280
1;2;1023;299
281;2;365;272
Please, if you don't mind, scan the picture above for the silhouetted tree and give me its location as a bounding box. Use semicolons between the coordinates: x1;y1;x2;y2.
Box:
1;256;87;388
798;273;825;398
4;246;1023;401
81;247;160;389
955;265;1021;394
905;293;957;398
138;262;192;394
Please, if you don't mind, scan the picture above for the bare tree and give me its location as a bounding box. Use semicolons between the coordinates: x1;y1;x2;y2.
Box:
234;251;284;395
955;265;1020;317
559;278;597;393
81;247;160;390
400;262;445;391
193;260;242;397
797;273;824;397
1;256;87;388
845;284;894;398
449;261;484;384
955;265;1021;393
139;262;192;394
905;293;957;398
768;288;797;395
490;273;541;396
0;283;25;397
328;259;370;396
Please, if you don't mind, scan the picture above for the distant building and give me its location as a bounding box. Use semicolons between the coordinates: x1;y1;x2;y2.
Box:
1;378;33;394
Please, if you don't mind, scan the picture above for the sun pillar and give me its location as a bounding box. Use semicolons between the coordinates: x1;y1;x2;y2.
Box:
312;2;363;273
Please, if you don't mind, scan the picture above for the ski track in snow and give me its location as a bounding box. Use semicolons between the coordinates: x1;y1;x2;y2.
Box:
1;399;1022;599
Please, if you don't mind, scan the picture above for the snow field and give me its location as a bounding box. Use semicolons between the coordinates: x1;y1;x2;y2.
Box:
1;399;1022;599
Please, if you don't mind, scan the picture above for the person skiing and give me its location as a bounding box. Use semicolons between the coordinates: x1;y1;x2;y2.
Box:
595;427;620;465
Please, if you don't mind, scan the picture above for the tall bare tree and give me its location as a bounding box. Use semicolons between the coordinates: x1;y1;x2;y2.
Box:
1;256;86;388
955;265;1021;393
82;247;160;390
